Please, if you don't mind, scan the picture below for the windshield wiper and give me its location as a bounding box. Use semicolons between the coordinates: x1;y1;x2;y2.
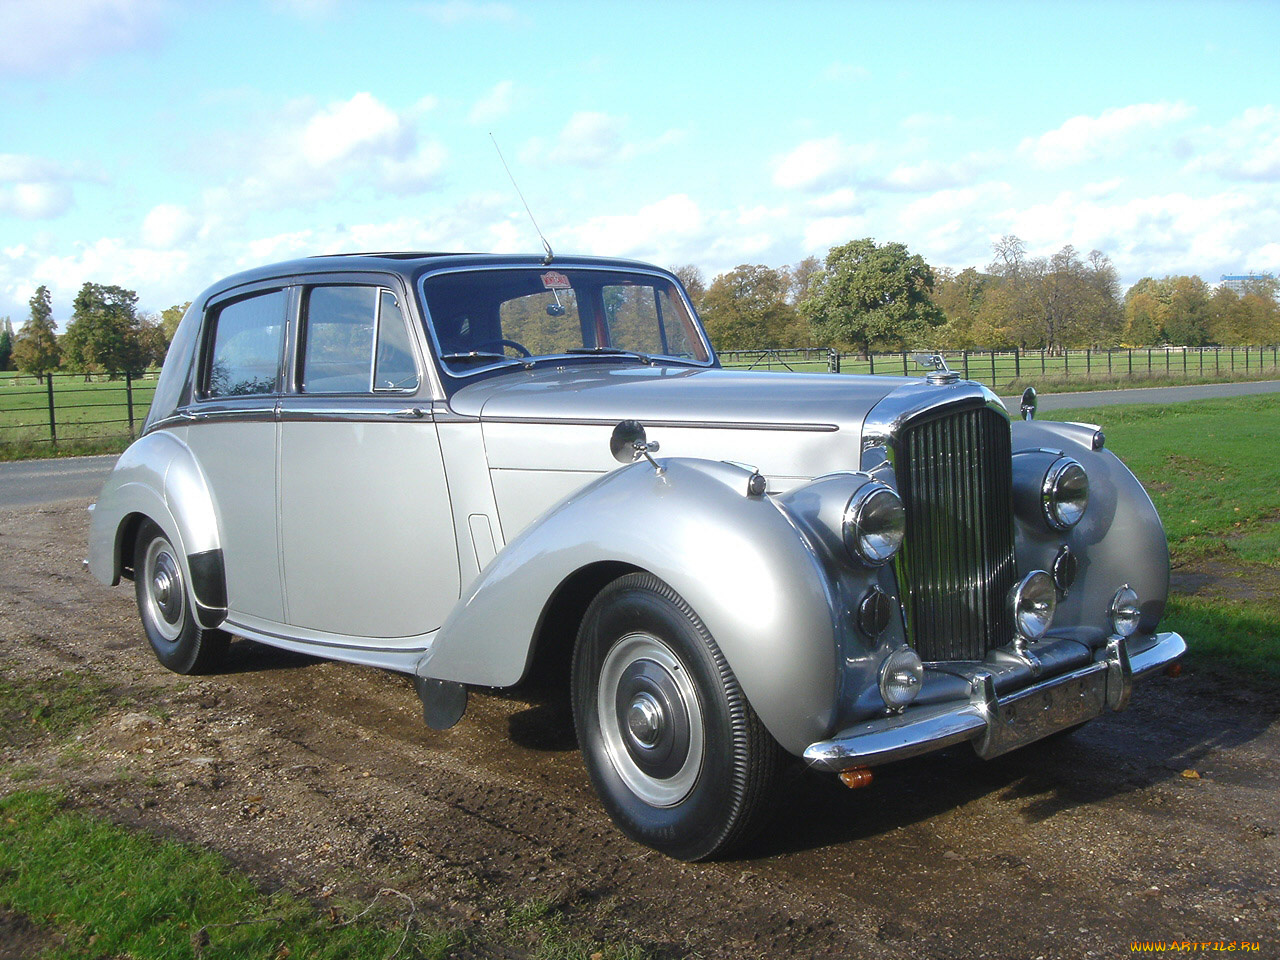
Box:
564;347;653;364
440;351;524;368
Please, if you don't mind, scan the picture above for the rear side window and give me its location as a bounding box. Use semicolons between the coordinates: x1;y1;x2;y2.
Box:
204;290;287;398
300;285;420;394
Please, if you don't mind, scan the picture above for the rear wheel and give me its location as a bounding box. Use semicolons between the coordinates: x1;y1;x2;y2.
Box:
134;520;228;674
571;572;782;861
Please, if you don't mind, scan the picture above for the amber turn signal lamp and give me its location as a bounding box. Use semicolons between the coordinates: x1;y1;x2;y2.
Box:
838;767;874;790
1166;662;1183;678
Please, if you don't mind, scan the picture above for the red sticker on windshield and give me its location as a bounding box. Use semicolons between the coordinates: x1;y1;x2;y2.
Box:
541;271;571;289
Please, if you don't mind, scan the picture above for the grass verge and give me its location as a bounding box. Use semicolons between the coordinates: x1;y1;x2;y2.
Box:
0;790;458;959
1046;394;1280;681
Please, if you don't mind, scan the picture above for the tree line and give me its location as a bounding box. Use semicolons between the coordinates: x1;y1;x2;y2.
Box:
4;236;1278;383
3;284;187;383
675;235;1280;354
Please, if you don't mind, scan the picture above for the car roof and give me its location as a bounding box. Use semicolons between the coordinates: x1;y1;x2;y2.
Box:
203;252;669;298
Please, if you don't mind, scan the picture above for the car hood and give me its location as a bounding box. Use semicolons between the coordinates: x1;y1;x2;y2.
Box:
449;363;910;430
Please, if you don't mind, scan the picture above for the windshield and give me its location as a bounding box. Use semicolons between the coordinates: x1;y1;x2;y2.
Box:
421;267;712;376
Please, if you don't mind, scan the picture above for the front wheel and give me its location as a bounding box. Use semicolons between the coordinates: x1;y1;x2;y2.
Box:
134;520;229;675
571;573;782;861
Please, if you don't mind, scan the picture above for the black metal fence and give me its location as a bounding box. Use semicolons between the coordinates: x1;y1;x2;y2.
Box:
718;345;1280;388
2;345;1278;452
0;370;158;450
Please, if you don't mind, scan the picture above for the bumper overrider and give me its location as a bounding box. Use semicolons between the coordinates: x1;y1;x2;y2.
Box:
803;631;1186;773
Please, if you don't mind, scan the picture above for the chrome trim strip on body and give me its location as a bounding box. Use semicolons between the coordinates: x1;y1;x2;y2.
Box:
479;415;839;433
276;404;433;423
221;617;435;676
802;631;1185;772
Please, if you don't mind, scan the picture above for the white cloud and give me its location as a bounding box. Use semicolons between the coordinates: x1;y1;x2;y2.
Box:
803;216;867;253
1019;102;1194;169
1187;106;1280;182
521;112;682;169
807;188;862;215
469;80;514;125
419;1;518;25
0;154;93;220
141;204;198;248
300;92;411;167
0;0;166;76
773;137;876;192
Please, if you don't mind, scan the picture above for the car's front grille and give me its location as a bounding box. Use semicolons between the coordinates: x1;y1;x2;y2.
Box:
895;405;1017;661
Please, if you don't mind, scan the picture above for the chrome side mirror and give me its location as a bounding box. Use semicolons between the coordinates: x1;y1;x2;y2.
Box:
1020;386;1037;421
610;420;663;473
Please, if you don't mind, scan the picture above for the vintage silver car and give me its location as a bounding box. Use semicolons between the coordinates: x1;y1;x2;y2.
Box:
88;252;1185;860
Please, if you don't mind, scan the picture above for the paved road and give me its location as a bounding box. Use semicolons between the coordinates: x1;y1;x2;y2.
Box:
1000;378;1280;412
0;454;119;509
2;380;1277;509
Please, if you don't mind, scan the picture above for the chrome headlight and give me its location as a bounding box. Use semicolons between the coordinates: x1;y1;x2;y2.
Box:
1010;571;1056;639
879;647;923;710
1110;585;1141;637
1043;457;1089;531
842;482;905;566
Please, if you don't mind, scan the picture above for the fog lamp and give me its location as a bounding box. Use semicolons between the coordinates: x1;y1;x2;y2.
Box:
1110;585;1141;637
843;482;906;566
879;647;923;711
1010;571;1056;639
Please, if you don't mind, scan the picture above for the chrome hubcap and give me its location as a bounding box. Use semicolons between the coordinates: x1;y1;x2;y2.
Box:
627;692;663;747
143;537;185;643
597;633;704;807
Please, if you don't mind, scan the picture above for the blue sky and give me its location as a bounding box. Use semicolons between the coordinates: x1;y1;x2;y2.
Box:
2;0;1278;325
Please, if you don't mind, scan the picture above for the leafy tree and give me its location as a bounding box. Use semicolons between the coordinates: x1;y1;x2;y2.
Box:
1164;276;1212;346
800;238;944;354
0;317;12;370
786;255;823;305
160;302;191;343
1124;277;1165;345
700;264;798;350
12;285;61;383
670;265;706;312
64;282;148;379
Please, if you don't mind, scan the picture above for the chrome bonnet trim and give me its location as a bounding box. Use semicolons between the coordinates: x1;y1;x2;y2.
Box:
860;379;1007;459
803;631;1185;772
479;415;838;433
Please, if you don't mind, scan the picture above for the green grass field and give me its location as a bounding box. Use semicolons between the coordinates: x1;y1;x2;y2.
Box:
1046;394;1280;681
0;371;158;459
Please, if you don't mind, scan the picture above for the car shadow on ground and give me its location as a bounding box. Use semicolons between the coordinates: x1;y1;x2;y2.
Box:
211;637;322;674
732;673;1276;860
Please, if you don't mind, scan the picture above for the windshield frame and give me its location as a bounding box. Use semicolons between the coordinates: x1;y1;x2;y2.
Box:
417;263;717;388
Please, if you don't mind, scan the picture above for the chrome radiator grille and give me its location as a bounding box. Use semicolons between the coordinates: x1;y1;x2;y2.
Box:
895;405;1017;661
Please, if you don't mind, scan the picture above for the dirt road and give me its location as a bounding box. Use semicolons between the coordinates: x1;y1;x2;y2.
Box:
2;500;1276;958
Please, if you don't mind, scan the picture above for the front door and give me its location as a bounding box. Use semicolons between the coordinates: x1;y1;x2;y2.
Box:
277;282;459;641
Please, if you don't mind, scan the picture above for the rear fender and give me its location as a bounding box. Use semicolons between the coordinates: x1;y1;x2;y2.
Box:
416;458;841;755
87;431;227;628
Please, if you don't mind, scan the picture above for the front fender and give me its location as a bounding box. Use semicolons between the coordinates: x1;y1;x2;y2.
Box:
417;459;841;755
1010;419;1170;635
87;430;226;627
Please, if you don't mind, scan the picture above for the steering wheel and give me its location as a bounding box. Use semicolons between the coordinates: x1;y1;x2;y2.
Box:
474;338;532;358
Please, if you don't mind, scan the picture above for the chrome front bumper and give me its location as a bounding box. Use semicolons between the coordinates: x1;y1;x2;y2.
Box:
803;631;1186;773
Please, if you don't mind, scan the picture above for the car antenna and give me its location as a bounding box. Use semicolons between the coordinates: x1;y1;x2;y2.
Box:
490;132;553;265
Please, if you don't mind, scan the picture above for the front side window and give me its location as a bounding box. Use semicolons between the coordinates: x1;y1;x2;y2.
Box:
299;285;419;394
422;268;710;378
204;290;287;398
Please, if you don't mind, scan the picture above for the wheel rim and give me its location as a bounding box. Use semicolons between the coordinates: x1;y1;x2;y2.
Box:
597;632;704;807
142;536;185;643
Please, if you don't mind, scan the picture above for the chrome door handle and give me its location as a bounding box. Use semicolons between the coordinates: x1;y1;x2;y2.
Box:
392;407;425;419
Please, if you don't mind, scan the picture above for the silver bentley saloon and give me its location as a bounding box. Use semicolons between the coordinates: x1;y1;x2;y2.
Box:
88;252;1185;860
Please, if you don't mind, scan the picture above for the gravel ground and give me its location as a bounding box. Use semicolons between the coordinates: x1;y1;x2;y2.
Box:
1;499;1276;958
